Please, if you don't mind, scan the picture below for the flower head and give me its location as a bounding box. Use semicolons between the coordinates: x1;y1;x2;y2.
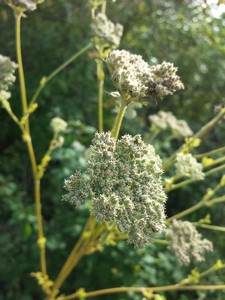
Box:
5;0;44;12
166;219;213;265
106;50;184;105
149;110;193;138
175;152;204;180
63;132;167;247
0;54;17;92
91;13;123;49
50;117;68;133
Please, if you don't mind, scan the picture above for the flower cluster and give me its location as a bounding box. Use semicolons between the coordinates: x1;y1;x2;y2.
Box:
175;152;204;180
5;0;44;12
166;219;213;266
90;13;123;50
50;117;68;133
106;50;184;105
63;132;167;247
149;110;193;138
0;54;17;93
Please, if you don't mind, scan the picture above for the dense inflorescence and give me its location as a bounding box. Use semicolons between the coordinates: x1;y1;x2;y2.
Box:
4;0;44;12
63;132;167;247
166;219;213;266
50;117;68;133
106;50;184;105
175;152;205;180
0;54;17;92
90;13;123;49
149;110;193;138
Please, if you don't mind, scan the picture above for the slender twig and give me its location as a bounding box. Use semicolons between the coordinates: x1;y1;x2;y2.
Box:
195;146;225;159
29;43;92;105
15;12;47;276
62;284;225;299
163;108;225;172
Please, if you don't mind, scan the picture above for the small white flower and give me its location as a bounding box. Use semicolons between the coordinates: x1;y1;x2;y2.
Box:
50;117;68;133
175;152;204;180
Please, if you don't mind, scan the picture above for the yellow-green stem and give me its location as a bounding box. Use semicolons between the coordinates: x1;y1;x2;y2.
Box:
111;102;127;139
197;223;225;232
29;43;92;105
195;146;225;159
167;195;225;222
96;59;104;132
63;284;225;299
50;216;96;299
15;13;47;275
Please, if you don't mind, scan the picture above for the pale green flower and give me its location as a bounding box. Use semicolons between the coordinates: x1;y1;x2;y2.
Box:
63;132;167;247
175;152;204;180
166;219;213;265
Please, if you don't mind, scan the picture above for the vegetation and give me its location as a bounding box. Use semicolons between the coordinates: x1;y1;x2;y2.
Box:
0;0;225;299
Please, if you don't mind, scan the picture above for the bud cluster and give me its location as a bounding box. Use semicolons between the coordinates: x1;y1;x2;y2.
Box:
175;152;205;180
63;132;167;247
106;50;184;105
90;13;123;50
166;219;213;265
149;110;193;138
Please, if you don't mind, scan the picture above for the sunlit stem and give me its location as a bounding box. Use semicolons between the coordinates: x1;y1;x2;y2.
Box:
15;12;47;277
111;102;127;140
96;58;104;132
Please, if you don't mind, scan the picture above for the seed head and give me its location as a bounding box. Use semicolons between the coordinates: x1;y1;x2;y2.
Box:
106;50;184;105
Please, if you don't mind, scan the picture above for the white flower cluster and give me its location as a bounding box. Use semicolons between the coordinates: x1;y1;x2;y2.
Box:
63;132;167;247
0;54;17;92
149;110;193;138
106;50;184;105
50;117;68;133
91;13;123;49
5;0;44;12
166;219;213;266
175;152;205;180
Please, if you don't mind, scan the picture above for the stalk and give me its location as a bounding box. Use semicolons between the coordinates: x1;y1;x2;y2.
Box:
15;13;47;276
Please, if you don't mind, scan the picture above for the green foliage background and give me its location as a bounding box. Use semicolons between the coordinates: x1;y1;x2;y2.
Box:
0;0;225;299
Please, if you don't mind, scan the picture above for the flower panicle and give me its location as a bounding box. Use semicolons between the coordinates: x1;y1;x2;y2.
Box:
63;132;167;247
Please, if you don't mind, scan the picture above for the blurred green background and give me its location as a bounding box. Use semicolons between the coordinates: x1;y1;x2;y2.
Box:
0;0;225;299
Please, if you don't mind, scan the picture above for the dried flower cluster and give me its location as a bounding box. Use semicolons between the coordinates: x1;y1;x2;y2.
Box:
90;13;123;49
50;117;68;133
175;152;205;180
63;132;167;247
166;219;213;265
149;110;193;138
5;0;44;12
106;50;184;105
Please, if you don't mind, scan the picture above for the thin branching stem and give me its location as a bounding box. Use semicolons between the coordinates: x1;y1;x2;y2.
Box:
15;13;47;276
